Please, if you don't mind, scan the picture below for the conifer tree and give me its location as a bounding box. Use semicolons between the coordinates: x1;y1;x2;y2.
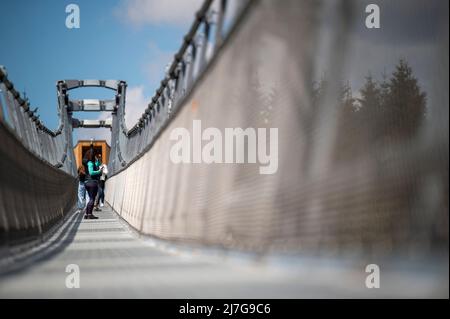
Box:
384;59;427;141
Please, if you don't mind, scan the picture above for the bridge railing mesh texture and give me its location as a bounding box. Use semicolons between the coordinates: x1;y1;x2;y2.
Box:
105;0;449;259
0;68;77;246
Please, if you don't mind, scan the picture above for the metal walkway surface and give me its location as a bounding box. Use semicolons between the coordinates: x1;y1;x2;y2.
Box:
0;204;314;298
0;204;446;298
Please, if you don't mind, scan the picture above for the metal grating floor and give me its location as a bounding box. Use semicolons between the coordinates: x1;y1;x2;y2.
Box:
0;205;446;298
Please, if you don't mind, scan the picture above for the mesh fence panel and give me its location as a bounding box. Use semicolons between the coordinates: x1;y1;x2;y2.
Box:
0;66;77;246
0;123;77;246
102;0;447;257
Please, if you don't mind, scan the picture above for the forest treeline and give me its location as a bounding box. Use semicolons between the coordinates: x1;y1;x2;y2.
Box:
312;59;427;162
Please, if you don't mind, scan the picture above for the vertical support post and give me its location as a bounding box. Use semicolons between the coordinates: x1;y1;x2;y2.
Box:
199;20;211;72
214;0;227;51
0;85;4;122
186;43;197;90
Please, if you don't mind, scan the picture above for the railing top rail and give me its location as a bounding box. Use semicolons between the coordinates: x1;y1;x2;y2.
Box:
127;0;215;135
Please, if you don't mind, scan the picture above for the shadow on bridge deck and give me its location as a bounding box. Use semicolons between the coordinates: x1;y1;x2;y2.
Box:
0;209;84;278
0;204;447;298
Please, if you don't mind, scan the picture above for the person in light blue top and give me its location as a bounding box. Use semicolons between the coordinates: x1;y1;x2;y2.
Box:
76;165;87;212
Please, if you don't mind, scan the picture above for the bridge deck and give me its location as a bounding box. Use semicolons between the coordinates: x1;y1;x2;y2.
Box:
0;205;446;298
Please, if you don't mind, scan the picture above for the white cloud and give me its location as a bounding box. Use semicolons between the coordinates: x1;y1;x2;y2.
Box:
124;85;150;129
144;41;174;88
115;0;203;27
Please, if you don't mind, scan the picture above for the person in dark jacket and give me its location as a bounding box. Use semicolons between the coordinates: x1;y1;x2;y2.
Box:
83;147;103;219
94;153;108;209
93;154;102;212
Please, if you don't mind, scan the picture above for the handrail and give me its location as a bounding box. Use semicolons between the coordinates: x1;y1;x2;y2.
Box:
0;67;76;175
127;0;237;136
106;0;253;175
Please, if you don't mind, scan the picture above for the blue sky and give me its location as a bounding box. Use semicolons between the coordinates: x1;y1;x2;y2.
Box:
1;0;447;143
0;0;203;142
